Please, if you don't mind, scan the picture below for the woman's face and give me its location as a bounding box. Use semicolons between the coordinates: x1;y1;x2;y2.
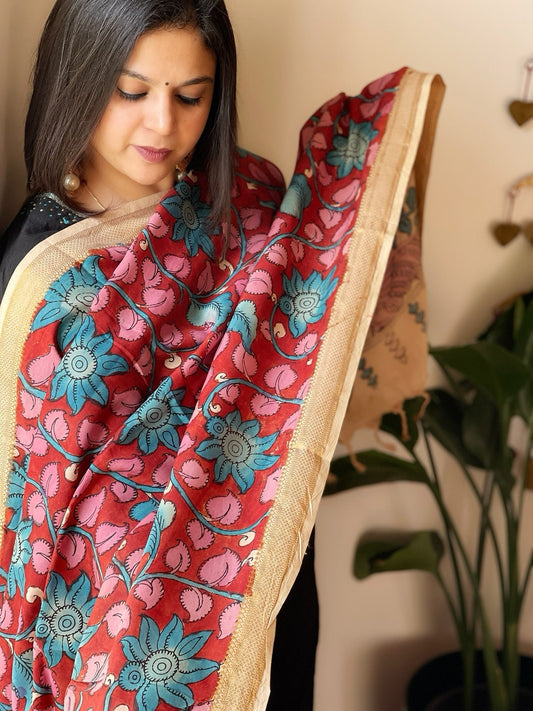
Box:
84;26;216;206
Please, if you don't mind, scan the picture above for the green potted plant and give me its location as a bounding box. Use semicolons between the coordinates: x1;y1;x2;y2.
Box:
326;291;533;711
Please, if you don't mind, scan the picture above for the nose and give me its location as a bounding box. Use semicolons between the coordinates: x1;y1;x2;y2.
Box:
144;93;176;136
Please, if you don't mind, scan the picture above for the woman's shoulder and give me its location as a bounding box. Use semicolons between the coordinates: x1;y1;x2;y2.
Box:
0;193;84;301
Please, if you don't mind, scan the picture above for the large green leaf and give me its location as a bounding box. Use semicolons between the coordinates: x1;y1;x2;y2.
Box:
423;389;484;468
354;530;444;579
430;342;530;409
512;300;533;423
325;450;427;495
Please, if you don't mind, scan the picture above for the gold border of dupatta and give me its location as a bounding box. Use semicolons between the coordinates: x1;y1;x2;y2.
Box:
0;191;164;547
212;68;445;711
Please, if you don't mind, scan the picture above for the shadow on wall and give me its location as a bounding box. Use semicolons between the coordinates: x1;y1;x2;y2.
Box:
0;1;54;233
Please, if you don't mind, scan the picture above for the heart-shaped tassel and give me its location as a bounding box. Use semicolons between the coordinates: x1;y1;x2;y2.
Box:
492;222;521;245
508;100;533;126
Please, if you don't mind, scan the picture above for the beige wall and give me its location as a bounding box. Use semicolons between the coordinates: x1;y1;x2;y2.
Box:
0;1;54;231
3;1;533;709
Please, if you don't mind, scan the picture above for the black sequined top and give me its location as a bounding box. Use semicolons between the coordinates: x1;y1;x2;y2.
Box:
0;193;84;301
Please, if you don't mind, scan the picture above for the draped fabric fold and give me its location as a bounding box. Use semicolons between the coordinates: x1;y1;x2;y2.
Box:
0;67;444;711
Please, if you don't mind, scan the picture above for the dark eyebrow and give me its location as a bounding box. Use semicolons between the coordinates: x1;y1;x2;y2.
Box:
121;69;214;87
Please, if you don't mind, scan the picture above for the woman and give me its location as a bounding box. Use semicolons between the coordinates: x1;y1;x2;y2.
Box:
1;1;322;708
0;0;236;296
0;1;444;709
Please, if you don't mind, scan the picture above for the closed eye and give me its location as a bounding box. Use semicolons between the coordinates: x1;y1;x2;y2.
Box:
178;95;201;106
117;88;146;102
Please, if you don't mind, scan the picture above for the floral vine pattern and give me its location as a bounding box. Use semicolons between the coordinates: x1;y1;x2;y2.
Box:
0;69;406;710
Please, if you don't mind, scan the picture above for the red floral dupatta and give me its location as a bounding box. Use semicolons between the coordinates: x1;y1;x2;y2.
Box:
0;68;444;711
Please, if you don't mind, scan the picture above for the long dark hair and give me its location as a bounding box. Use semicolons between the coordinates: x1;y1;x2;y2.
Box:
25;0;237;226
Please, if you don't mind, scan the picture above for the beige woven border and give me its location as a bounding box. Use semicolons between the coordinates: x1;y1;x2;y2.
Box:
211;68;445;711
0;191;164;547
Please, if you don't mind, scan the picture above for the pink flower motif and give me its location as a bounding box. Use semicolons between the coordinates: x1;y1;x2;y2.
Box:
295;333;318;356
27;491;46;526
95;522;129;554
100;565;121;598
134;345;153;377
317;160;334;187
304;222;324;244
332;180;360;205
74;489;106;528
142;286;176;317
26;346;60;386
186;519;215;550
245;232;269;256
251;393;281;417
40;462;60;498
164;541;191;573
159;323;184;348
90;287;110;313
245;269;273;296
217;601;240;639
77;417;109;450
367;72;395;96
180;357;200;378
148;210;171;239
264;364;298;395
319;208;343;229
180;587;213;623
125;548;144;576
43;409;70;441
152;453;175;486
206;491;242;526
39;666;59;699
260;470;281;504
82;652;110;694
318;108;334;128
197;262;215;293
57;531;87;569
104;602;131;638
163;253;191;278
142;258;162;288
19;390;42;419
218;384;241;405
178;431;196;454
111;387;143;417
290;239;305;262
108;455;144;478
0;600;14;630
198;549;242;588
133;577;164;610
15;425;48;456
239;207;263;231
311;132;328;150
179;458;209;490
360;99;379;120
111;249;139;284
231;343;258;378
281;410;300;434
31;538;53;575
319;245;341;269
117;307;147;342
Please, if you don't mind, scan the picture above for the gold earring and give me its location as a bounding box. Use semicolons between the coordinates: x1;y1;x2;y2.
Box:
63;170;81;192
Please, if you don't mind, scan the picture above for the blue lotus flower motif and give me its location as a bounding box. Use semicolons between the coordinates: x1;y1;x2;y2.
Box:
50;316;128;415
162;182;215;258
196;410;279;493
278;268;338;338
32;256;104;349
119;377;193;455
6;518;32;597
35;571;95;667
280;173;312;218
327;120;379;179
118;614;219;711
